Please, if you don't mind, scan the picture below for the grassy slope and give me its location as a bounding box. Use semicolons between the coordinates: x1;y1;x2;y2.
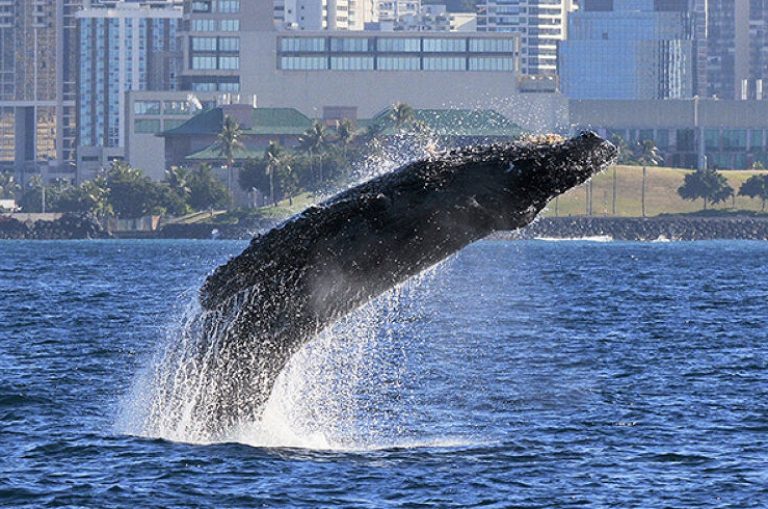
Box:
542;166;768;218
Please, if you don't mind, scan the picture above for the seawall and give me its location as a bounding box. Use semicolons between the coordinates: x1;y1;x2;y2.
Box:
502;216;768;241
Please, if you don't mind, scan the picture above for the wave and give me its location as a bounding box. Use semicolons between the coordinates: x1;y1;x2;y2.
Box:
533;235;613;243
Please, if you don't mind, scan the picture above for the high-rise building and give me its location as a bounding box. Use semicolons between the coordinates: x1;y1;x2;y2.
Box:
0;0;81;180
378;0;420;24
275;0;381;30
559;0;697;100
77;1;182;156
705;0;768;100
179;0;245;92
476;0;574;75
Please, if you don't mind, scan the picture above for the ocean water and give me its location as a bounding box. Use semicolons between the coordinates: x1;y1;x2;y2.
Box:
2;239;768;508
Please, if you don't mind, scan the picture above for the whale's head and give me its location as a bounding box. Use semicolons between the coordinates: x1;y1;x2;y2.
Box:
447;131;617;230
509;131;618;196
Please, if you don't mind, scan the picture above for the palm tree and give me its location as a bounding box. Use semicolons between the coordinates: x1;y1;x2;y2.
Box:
215;115;244;198
79;175;113;220
335;118;356;159
299;120;328;183
264;141;292;206
0;172;20;199
389;102;415;131
635;140;662;217
164;166;191;201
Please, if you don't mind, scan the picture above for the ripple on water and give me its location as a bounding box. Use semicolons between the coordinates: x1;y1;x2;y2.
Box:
2;240;768;507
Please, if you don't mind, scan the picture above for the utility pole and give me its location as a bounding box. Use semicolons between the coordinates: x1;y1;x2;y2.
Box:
641;166;647;217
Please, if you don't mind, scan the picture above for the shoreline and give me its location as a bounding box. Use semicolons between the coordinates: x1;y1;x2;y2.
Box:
6;214;768;241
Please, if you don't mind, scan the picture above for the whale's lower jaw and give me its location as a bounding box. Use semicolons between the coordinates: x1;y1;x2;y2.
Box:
190;132;617;434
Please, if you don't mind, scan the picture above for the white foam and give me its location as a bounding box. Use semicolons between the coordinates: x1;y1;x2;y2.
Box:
534;235;613;243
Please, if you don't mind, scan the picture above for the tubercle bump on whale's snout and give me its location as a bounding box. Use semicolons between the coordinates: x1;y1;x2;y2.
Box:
521;131;617;197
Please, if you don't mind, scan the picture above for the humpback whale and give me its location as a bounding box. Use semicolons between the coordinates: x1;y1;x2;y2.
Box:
168;132;617;437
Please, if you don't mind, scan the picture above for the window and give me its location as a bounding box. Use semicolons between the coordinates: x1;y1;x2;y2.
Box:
218;37;239;52
330;38;369;52
218;82;240;92
280;37;326;52
469;38;515;52
218;0;240;13
163;101;190;115
163;119;186;131
192;19;215;31
218;56;240;69
750;130;764;148
133;100;160;115
191;55;217;69
423;56;466;71
191;1;212;12
722;129;747;151
377;38;420;52
280;56;328;70
330;56;374;70
704;129;719;150
192;82;217;92
377;56;420;70
220;19;239;31
423;38;466;53
468;57;514;71
191;37;217;51
134;119;161;133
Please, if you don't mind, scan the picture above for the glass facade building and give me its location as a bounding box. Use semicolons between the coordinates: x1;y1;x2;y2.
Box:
181;0;242;92
0;0;81;175
77;3;181;149
476;0;574;76
277;35;519;72
559;0;696;100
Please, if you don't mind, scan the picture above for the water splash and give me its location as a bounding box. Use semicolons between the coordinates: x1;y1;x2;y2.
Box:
117;132;485;450
117;264;448;450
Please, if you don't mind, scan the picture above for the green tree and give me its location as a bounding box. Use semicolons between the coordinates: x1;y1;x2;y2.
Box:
299;120;329;183
335;118;356;159
678;168;734;210
264;141;292;206
57;175;113;218
105;162;166;218
238;157;270;197
0;172;20;199
19;176;70;213
187;164;230;211
389;102;415;131
739;174;768;211
215;115;244;198
165;166;191;201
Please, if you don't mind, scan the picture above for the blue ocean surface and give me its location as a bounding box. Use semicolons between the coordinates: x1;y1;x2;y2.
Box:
1;239;768;508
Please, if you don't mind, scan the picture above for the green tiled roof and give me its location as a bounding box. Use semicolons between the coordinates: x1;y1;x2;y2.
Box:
162;108;224;135
161;107;313;136
185;143;263;161
370;108;524;137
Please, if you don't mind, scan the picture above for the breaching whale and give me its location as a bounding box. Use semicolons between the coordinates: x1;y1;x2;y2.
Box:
178;132;617;436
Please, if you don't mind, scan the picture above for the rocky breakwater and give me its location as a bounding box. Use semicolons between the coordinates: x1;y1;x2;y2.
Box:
505;216;768;241
0;214;110;240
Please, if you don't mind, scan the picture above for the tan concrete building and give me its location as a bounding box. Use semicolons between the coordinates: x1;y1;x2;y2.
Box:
570;99;768;170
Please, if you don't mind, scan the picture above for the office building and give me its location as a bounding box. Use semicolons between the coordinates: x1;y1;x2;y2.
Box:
0;0;81;181
76;0;182;176
476;0;574;75
571;98;768;169
274;0;383;31
559;0;697;100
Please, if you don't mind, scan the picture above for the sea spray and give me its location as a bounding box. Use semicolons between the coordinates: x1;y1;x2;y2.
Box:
119;133;447;447
118;263;445;448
